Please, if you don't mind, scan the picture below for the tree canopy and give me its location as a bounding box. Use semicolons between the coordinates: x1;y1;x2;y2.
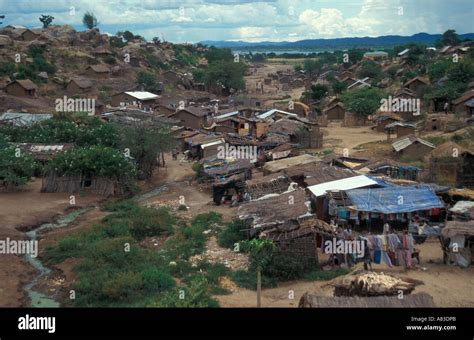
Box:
0;147;36;189
83;11;98;29
341;88;385;118
39;15;54;28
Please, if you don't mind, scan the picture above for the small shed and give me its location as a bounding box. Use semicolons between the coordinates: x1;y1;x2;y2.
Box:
385;121;416;139
66;78;93;93
169;107;210;130
5;79;38;97
111;91;159;110
451;90;474;116
85;64;111;78
427;141;474;188
404;76;429;94
441;220;474;267
323;102;345;121
392;135;435;160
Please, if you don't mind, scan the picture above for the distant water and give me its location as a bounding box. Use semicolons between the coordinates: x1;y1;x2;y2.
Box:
233;49;334;55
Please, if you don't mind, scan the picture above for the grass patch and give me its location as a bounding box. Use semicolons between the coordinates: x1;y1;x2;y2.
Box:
42;204;223;307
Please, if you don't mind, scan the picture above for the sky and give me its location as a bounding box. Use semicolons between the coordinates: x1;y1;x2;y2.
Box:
0;0;473;43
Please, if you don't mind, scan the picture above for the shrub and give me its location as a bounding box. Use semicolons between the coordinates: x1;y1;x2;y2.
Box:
259;251;307;282
154;276;219;307
217;219;247;249
141;267;175;293
0;147;36;189
126;207;174;240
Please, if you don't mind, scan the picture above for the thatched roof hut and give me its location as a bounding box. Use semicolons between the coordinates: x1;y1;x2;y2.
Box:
283;161;356;187
262;154;319;175
442;220;474;238
299;292;435;308
237;189;310;232
245;173;291;200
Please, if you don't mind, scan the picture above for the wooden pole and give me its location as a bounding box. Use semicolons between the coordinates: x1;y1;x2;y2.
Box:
257;270;262;307
257;269;262;308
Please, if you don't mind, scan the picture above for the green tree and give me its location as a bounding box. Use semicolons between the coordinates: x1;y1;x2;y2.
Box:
303;59;322;77
83;11;98;29
439;29;460;47
202;61;247;94
304;84;328;100
447;59;474;83
240;239;275;307
424;81;467;102
110;36;126;48
427;59;452;81
358;60;382;79
204;47;233;63
136;71;161;93
347;49;365;64
332;81;347;95
117;122;175;179
0;147;36;189
39;14;54;28
341;88;384;118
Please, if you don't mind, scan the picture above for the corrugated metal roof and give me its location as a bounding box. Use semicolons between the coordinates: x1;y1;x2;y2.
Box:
0;113;53;126
214;110;240;120
307;175;378;197
124;91;159;101
257;109;297;119
201;139;225;149
392;135;435;152
398;48;410;56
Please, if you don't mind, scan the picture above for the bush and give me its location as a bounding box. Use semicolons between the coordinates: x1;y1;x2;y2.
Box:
0;147;36;189
259;251;307;282
141;267;175;293
127;207;175;240
154;276;219;307
217;220;247;249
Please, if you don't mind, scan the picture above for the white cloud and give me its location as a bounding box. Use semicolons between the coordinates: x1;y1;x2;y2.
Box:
0;0;472;42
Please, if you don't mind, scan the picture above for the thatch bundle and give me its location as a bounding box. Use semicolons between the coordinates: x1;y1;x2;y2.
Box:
333;271;418;297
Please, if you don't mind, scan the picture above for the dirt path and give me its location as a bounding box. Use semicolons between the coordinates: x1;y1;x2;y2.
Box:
141;155;237;221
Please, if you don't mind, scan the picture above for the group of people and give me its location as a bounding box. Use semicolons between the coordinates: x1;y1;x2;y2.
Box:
327;219;418;271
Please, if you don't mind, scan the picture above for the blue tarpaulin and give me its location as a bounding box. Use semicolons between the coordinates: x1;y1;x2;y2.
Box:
346;186;444;213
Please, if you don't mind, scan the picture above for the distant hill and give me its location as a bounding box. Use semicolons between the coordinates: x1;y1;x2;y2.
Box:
200;33;474;50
